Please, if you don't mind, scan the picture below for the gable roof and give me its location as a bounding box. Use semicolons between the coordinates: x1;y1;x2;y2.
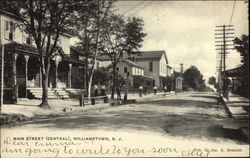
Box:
130;50;168;63
121;59;144;69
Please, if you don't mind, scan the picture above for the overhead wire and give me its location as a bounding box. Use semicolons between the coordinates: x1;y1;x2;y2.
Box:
128;1;153;17
122;1;145;15
229;0;236;25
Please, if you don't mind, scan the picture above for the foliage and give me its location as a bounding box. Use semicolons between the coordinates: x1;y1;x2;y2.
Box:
183;65;206;90
99;14;146;98
124;17;147;57
0;0;24;15
73;0;113;97
233;34;249;98
208;76;216;85
234;35;249;71
92;67;111;85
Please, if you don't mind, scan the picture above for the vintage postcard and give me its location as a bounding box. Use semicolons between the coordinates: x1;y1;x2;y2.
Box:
0;0;249;157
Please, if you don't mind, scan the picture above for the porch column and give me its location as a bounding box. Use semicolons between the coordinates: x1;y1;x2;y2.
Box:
68;63;72;88
24;55;29;98
12;53;18;103
54;59;59;88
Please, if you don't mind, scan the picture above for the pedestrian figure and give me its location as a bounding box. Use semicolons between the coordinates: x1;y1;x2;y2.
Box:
153;86;157;95
163;86;167;95
94;84;98;96
101;84;106;96
144;87;148;95
139;85;143;97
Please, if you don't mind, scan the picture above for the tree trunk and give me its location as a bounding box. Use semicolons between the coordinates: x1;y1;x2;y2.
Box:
39;57;50;109
87;73;93;98
111;66;116;99
39;73;50;108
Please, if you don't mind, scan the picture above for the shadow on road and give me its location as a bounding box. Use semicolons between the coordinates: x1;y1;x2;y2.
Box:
208;125;249;144
189;95;219;100
139;99;223;110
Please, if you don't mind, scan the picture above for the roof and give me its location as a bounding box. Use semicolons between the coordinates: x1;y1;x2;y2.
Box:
0;10;23;21
223;66;244;77
129;50;168;63
1;10;73;37
133;75;154;81
70;46;110;61
4;42;84;65
121;59;144;69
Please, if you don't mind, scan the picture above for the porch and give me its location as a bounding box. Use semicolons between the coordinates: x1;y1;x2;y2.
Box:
3;42;84;103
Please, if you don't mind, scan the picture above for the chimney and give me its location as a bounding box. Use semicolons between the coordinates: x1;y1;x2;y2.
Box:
180;63;183;74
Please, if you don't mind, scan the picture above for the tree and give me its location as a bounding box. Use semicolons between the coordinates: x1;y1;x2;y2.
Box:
99;14;146;99
73;0;113;98
0;0;23;15
92;67;110;86
234;35;249;71
208;76;216;85
183;66;205;90
124;17;147;57
16;0;78;108
234;34;249;97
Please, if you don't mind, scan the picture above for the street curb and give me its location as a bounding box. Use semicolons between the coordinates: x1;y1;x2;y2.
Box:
218;94;250;142
218;94;233;118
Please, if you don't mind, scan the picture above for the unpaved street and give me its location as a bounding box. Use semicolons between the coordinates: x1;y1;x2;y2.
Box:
1;92;249;157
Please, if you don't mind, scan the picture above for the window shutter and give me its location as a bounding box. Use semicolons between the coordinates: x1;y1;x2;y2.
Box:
4;20;9;38
5;20;9;31
12;24;16;40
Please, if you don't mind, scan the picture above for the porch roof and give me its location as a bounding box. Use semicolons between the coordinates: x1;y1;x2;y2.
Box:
4;42;84;65
222;66;244;77
133;75;154;81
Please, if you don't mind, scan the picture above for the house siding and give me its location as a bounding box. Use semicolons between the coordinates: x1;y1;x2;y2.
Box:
135;60;160;87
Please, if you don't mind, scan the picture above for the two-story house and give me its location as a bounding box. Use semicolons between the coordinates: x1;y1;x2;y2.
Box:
115;59;144;85
128;50;170;88
1;10;84;103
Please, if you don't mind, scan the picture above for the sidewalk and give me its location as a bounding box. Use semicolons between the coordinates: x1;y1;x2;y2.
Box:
221;93;249;141
0;91;174;125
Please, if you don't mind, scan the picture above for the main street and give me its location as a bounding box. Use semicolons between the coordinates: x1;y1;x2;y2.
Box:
1;92;249;157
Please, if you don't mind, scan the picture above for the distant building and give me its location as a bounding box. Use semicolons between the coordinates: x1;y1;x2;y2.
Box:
128;50;170;88
116;59;153;88
222;66;244;93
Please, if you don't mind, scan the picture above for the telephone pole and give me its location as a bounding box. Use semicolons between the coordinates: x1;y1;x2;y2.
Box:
215;25;234;96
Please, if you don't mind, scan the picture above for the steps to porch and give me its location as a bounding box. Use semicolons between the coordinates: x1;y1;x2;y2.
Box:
27;88;84;99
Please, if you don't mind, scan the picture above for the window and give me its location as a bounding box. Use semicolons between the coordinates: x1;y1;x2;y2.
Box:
124;67;127;73
26;34;32;44
97;62;100;68
149;62;153;72
4;20;15;40
116;67;119;72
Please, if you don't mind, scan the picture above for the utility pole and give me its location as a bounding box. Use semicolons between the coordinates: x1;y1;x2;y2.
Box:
215;25;234;97
0;15;3;107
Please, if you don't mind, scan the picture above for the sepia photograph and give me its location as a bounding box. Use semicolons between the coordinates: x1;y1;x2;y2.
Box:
0;0;249;157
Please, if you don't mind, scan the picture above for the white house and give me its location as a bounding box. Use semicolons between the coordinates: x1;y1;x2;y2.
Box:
128;50;170;88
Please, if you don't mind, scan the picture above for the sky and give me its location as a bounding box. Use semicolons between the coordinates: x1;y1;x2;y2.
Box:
112;0;249;81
